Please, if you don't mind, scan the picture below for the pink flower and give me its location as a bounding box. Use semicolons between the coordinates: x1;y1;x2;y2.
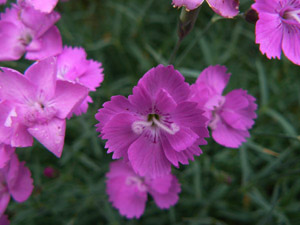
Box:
106;160;181;219
18;0;58;13
57;46;104;117
0;3;62;61
0;214;10;225
0;0;6;5
190;65;257;148
252;0;300;65
0;57;88;157
0;152;33;216
0;145;14;169
172;0;239;18
96;65;208;178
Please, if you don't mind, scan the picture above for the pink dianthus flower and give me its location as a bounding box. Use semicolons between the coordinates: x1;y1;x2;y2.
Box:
190;65;257;148
96;65;209;178
172;0;239;18
0;152;33;217
106;160;181;219
57;46;104;117
252;0;300;65
0;57;88;157
0;3;62;61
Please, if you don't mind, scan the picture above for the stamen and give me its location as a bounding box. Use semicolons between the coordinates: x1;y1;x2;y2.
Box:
132;120;152;134
126;176;147;192
152;117;179;135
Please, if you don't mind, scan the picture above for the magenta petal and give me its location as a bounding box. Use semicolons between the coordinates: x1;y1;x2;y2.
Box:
212;120;250;148
150;175;181;209
107;175;147;219
172;102;208;128
106;160;135;179
0;0;7;4
255;12;283;59
172;0;204;10
27;118;66;157
95;96;133;133
0;214;10;225
25;26;62;60
0;68;36;103
206;0;239;18
196;65;231;96
282;25;300;65
24;57;57;99
155;89;177;113
147;174;173;194
128;135;171;178
0;101;14;144
102;113;139;159
0;21;24;61
128;86;153;115
8;162;33;203
221;89;257;131
51;80;88;119
138;65;190;103
0;192;10;215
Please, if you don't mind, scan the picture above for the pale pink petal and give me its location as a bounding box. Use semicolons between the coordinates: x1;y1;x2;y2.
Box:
172;0;204;10
102;113;139;159
0;145;14;168
128;135;171;178
25;26;62;60
0;192;10;215
95;96;133;133
150;175;181;209
24;57;57;99
20;6;60;37
255;12;283;59
0;214;10;225
212;120;250;148
50;80;88;119
137;65;190;104
164;127;198;152
24;0;59;13
0;68;36;103
0;21;24;61
8;161;33;202
27;118;66;157
206;0;239;18
11;122;33;148
282;25;300;65
106;175;147;219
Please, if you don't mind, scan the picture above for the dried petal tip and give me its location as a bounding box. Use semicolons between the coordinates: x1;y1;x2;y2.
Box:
245;8;258;24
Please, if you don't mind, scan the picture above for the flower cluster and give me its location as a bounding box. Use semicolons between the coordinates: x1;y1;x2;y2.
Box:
0;0;104;222
96;64;256;218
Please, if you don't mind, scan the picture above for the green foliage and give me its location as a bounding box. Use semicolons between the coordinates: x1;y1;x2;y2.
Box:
1;0;300;224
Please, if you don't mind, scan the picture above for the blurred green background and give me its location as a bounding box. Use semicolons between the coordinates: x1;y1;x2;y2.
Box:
1;0;300;224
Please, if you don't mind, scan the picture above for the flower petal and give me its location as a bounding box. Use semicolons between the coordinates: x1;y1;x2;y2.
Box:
172;0;204;10
206;0;239;18
128;135;171;178
282;25;300;65
102;113;140;159
27;118;66;157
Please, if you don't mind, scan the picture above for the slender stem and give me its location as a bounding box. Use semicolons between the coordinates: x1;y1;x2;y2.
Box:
168;38;182;64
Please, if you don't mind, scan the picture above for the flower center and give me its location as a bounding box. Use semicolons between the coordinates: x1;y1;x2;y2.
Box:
24;101;57;126
282;8;300;24
126;176;147;192
132;113;179;135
